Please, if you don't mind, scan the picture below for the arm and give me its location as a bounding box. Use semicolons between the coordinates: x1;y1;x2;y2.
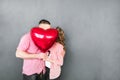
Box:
16;34;47;60
16;50;43;59
54;49;65;66
16;49;46;59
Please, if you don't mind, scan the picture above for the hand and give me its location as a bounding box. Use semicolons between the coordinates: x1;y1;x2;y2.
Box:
43;54;48;61
37;53;48;59
43;51;51;61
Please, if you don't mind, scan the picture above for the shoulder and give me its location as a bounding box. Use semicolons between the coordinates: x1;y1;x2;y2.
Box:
20;32;31;42
49;42;63;51
55;42;64;49
56;42;63;48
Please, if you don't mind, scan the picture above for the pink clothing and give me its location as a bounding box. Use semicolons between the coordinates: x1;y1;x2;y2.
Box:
17;33;45;75
49;42;65;79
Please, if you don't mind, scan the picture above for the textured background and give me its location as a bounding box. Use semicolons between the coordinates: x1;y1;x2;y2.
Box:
0;0;120;80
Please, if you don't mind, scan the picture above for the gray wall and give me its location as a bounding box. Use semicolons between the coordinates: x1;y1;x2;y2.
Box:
0;0;120;80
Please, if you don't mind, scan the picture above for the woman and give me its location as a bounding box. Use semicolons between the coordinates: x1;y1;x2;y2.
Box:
44;26;66;80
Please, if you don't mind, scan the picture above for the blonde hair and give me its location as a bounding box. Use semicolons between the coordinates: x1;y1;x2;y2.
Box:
56;26;66;51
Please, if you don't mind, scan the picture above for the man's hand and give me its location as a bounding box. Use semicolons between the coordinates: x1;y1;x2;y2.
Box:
37;53;48;60
45;58;55;63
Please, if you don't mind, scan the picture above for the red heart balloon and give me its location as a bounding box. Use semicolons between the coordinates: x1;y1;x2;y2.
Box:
31;27;58;52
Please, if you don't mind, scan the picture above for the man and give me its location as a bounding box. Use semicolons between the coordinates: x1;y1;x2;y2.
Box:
16;19;51;80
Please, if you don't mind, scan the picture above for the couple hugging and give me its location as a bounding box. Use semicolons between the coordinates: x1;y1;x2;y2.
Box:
16;19;66;80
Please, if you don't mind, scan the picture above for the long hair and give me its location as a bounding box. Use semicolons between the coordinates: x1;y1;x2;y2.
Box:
56;26;66;51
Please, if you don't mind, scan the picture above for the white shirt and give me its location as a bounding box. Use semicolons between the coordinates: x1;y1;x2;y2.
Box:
45;51;51;68
45;61;51;68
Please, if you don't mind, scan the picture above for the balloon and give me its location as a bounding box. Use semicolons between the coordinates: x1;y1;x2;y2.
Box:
31;27;58;52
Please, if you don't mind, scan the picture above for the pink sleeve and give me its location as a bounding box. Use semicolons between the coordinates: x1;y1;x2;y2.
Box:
17;34;30;51
54;44;65;66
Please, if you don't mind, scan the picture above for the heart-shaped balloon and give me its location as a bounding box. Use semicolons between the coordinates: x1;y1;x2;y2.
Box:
31;27;58;52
